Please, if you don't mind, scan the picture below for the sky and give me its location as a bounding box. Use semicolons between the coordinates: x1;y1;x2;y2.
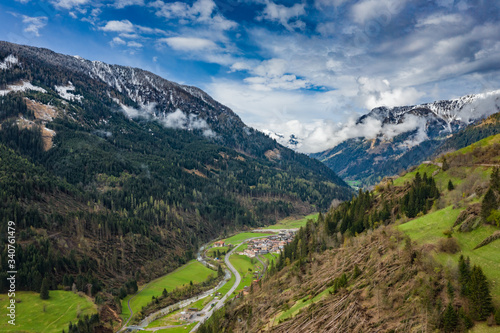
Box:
1;0;500;153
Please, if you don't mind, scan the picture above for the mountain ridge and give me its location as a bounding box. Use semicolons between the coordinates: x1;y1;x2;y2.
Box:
311;90;500;187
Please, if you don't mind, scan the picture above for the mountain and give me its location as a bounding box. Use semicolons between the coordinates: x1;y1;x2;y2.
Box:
261;129;302;149
200;132;500;333
312;91;500;187
0;41;352;321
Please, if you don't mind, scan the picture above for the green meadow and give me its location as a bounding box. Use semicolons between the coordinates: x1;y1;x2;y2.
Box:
220;232;273;245
398;206;500;299
0;290;96;333
121;260;216;321
262;213;318;230
229;254;263;296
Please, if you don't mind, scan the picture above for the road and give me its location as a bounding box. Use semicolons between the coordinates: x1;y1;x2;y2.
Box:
119;278;158;332
119;236;268;332
189;236;273;332
189;242;243;332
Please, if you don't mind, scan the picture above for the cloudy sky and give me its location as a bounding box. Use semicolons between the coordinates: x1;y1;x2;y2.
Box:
1;0;500;152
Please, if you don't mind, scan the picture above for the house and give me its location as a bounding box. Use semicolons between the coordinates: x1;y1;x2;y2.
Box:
214;241;225;247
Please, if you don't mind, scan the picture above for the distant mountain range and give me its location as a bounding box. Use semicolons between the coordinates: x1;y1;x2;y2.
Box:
311;91;500;187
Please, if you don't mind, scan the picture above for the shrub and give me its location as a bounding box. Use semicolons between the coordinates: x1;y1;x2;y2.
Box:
438;237;460;254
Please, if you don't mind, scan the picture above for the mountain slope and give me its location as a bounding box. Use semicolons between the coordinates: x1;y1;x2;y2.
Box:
200;133;500;333
312;92;500;187
0;41;352;328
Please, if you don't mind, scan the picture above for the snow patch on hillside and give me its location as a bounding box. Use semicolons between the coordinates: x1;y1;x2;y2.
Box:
55;82;83;102
0;81;46;96
0;55;18;70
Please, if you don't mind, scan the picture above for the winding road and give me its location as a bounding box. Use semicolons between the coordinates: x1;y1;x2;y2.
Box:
189;242;243;332
118;236;268;332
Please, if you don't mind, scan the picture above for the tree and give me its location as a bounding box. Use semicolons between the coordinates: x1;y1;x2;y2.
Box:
458;255;471;296
481;188;498;222
491;167;500;191
40;277;50;300
442;303;458;332
442;157;450;171
469;265;493;321
448;180;454;191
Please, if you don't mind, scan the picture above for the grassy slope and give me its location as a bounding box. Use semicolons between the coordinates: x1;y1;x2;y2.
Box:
0;291;96;333
220;232;274;245
206;246;230;258
396;133;500;306
261;213;319;230
398;207;500;297
229;254;263;296
121;260;215;320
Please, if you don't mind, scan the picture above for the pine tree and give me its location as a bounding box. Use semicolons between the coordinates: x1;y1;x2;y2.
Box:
40;277;50;300
442;157;450;171
448;180;454;191
458;255;471;296
491;167;500;191
442;303;458;332
481;188;498;222
469;265;493;321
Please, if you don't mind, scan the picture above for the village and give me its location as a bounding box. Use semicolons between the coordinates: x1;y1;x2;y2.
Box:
213;230;296;258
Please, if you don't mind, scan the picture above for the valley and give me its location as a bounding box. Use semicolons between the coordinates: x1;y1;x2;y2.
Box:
0;39;500;333
116;218;303;332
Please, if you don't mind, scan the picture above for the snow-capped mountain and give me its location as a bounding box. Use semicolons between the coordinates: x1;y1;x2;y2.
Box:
312;91;500;187
260;129;302;149
0;41;245;139
0;41;351;195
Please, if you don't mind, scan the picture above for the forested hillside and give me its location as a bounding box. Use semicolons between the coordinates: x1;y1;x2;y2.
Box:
201;133;500;332
0;42;352;328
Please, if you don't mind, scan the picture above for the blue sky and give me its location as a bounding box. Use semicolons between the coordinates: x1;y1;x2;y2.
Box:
1;0;500;152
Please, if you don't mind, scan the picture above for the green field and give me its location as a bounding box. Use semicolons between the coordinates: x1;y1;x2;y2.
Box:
262;213;319;230
206;246;230;258
230;254;263;295
0;290;96;333
220;232;273;245
217;274;236;297
398;206;500;299
121;260;216;321
154;323;196;332
146;308;183;328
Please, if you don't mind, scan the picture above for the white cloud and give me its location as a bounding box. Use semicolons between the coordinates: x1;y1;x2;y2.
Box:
316;22;336;37
150;0;237;30
257;1;306;31
160;37;217;51
230;58;310;91
119;33;141;39
357;77;426;109
100;20;135;33
110;37;126;46
162;109;215;137
22;15;48;37
50;0;90;10
113;0;145;9
415;13;462;28
350;0;406;24
127;41;143;48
